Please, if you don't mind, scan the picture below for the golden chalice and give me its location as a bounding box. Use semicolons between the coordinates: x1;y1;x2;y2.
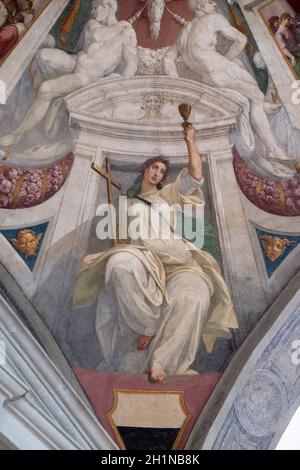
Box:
178;103;192;128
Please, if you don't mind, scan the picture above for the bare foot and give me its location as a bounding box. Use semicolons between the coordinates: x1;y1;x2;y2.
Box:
137;335;154;351
0;132;22;147
149;362;167;384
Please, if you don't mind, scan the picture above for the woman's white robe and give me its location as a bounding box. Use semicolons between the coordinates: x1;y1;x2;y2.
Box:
70;169;238;374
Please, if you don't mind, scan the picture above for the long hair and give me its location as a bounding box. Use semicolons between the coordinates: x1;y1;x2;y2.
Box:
127;156;170;197
142;156;169;188
268;16;279;34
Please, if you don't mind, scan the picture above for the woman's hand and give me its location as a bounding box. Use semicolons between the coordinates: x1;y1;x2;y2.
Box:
184;124;202;181
183;124;195;143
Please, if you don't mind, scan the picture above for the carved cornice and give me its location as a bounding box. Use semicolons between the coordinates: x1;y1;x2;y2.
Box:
65;76;241;141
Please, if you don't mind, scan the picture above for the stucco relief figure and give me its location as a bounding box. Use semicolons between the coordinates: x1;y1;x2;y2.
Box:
0;0;137;148
141;0;173;40
138;92;167;121
163;0;294;178
70;125;238;383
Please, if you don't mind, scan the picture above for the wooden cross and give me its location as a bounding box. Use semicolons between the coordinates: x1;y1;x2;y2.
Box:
91;158;122;247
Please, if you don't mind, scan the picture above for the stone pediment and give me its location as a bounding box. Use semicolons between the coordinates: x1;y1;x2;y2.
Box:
65;76;241;140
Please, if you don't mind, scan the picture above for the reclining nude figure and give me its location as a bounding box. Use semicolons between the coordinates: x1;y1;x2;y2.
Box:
70;125;238;383
163;0;294;178
0;0;137;147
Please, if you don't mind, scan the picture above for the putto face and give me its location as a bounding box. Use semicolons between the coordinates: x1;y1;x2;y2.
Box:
260;235;294;262
143;161;167;187
10;230;42;257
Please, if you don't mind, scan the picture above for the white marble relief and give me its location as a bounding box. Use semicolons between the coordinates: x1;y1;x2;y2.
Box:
0;0;138;166
162;0;295;178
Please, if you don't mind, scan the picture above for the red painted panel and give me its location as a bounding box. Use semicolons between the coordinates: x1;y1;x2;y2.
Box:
74;368;221;450
118;0;194;49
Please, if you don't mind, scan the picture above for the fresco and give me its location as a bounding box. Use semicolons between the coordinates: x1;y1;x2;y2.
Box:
222;0;269;94
233;147;300;216
1;221;48;270
255;227;300;277
0;153;73;208
0;0;300;450
259;0;300;78
0;0;52;65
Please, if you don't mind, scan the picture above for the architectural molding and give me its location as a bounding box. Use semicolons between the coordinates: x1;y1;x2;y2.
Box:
0;293;117;450
186;270;300;450
65;76;240;145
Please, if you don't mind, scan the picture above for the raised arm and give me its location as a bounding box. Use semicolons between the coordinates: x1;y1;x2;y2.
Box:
216;14;247;60
184;124;202;182
121;24;138;77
